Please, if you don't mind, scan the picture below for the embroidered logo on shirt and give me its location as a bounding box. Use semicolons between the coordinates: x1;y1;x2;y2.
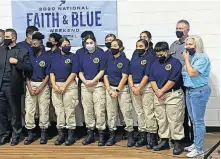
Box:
39;61;45;67
65;58;71;64
141;60;147;65
117;62;123;68
93;57;99;63
165;64;172;70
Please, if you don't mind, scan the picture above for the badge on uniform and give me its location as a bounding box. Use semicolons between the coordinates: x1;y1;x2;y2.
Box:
39;61;45;67
165;64;172;70
141;60;147;65
117;62;123;68
65;58;71;64
93;57;99;64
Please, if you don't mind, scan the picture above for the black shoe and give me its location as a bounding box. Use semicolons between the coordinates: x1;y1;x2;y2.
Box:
54;129;65;145
146;133;158;149
11;137;20;146
106;131;116;146
127;131;135;147
173;140;183;155
153;139;170;151
135;132;147;147
24;129;35;145
82;130;95;145
122;129;128;140
65;129;75;146
0;137;10;146
40;129;48;144
98;130;105;146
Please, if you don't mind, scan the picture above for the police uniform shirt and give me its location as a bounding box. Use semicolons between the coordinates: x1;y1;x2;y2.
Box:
30;50;51;81
149;56;183;92
106;54;130;86
17;40;31;54
169;39;185;66
51;51;79;82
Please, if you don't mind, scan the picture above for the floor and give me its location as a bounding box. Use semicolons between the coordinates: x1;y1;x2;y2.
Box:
0;132;219;159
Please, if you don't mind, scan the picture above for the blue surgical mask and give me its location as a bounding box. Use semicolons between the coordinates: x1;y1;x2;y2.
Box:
62;46;71;54
86;44;95;51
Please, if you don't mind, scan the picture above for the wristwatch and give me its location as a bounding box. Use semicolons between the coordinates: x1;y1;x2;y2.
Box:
116;89;120;92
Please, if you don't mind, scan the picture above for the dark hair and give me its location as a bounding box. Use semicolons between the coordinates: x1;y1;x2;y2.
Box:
112;39;125;52
136;39;149;48
81;30;94;39
154;41;169;52
0;29;5;34
26;26;39;37
140;30;153;49
177;19;190;29
5;29;17;40
32;32;45;40
59;37;70;46
105;33;116;40
84;34;96;43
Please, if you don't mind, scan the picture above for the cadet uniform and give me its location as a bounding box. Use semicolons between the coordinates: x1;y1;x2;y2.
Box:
149;55;184;154
130;49;158;148
78;48;106;146
24;49;51;145
51;51;79;145
105;54;134;147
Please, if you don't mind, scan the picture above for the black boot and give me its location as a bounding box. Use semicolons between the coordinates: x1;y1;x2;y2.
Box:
40;129;48;144
65;129;75;146
153;138;170;151
24;129;35;145
98;130;105;146
146;133;158;149
82;130;95;145
54;129;65;145
173;140;183;155
106;131;116;146
135;132;147;147
127;131;135;147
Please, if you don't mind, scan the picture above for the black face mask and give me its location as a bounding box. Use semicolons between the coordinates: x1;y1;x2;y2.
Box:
176;31;184;38
136;49;146;57
110;48;120;55
32;46;41;54
105;42;112;49
62;46;71;54
186;48;196;56
46;41;54;48
4;39;13;46
159;55;167;63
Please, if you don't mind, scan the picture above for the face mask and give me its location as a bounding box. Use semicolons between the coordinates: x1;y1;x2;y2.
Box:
0;37;3;45
136;49;146;57
186;48;196;56
32;46;41;54
4;39;13;46
176;31;184;38
46;41;54;48
62;46;71;53
110;48;120;55
105;42;112;49
86;44;95;51
158;54;167;63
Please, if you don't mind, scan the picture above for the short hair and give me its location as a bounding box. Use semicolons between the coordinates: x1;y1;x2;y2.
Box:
5;29;17;40
140;30;152;39
177;19;190;29
49;33;62;42
136;39;149;48
105;33;116;40
32;32;45;41
154;41;169;52
81;30;94;39
112;39;125;52
0;29;5;35
185;35;204;53
59;37;70;47
26;26;39;37
84;34;96;43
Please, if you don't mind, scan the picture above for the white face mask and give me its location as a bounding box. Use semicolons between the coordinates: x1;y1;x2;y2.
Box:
86;44;95;51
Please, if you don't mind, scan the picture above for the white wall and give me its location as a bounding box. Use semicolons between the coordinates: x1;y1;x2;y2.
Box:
0;0;220;126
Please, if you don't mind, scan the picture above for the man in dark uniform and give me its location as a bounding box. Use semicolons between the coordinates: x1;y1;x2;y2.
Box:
0;29;33;146
0;29;5;47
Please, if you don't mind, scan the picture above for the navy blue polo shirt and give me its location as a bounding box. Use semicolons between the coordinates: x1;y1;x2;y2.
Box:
30;50;51;80
79;48;106;80
149;56;183;92
17;40;32;53
51;51;79;82
130;50;157;83
105;54;130;86
46;47;60;58
76;46;104;59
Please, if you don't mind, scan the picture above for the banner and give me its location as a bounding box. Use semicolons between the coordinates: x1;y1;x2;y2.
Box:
11;0;117;46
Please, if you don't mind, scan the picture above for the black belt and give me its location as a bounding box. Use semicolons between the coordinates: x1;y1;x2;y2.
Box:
165;87;181;93
31;78;44;82
99;79;104;82
110;84;128;87
134;82;140;84
56;79;67;82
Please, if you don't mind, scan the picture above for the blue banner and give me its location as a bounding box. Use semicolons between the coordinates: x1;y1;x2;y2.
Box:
11;0;117;46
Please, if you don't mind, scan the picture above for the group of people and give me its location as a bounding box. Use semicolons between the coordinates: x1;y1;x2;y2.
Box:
0;19;211;158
